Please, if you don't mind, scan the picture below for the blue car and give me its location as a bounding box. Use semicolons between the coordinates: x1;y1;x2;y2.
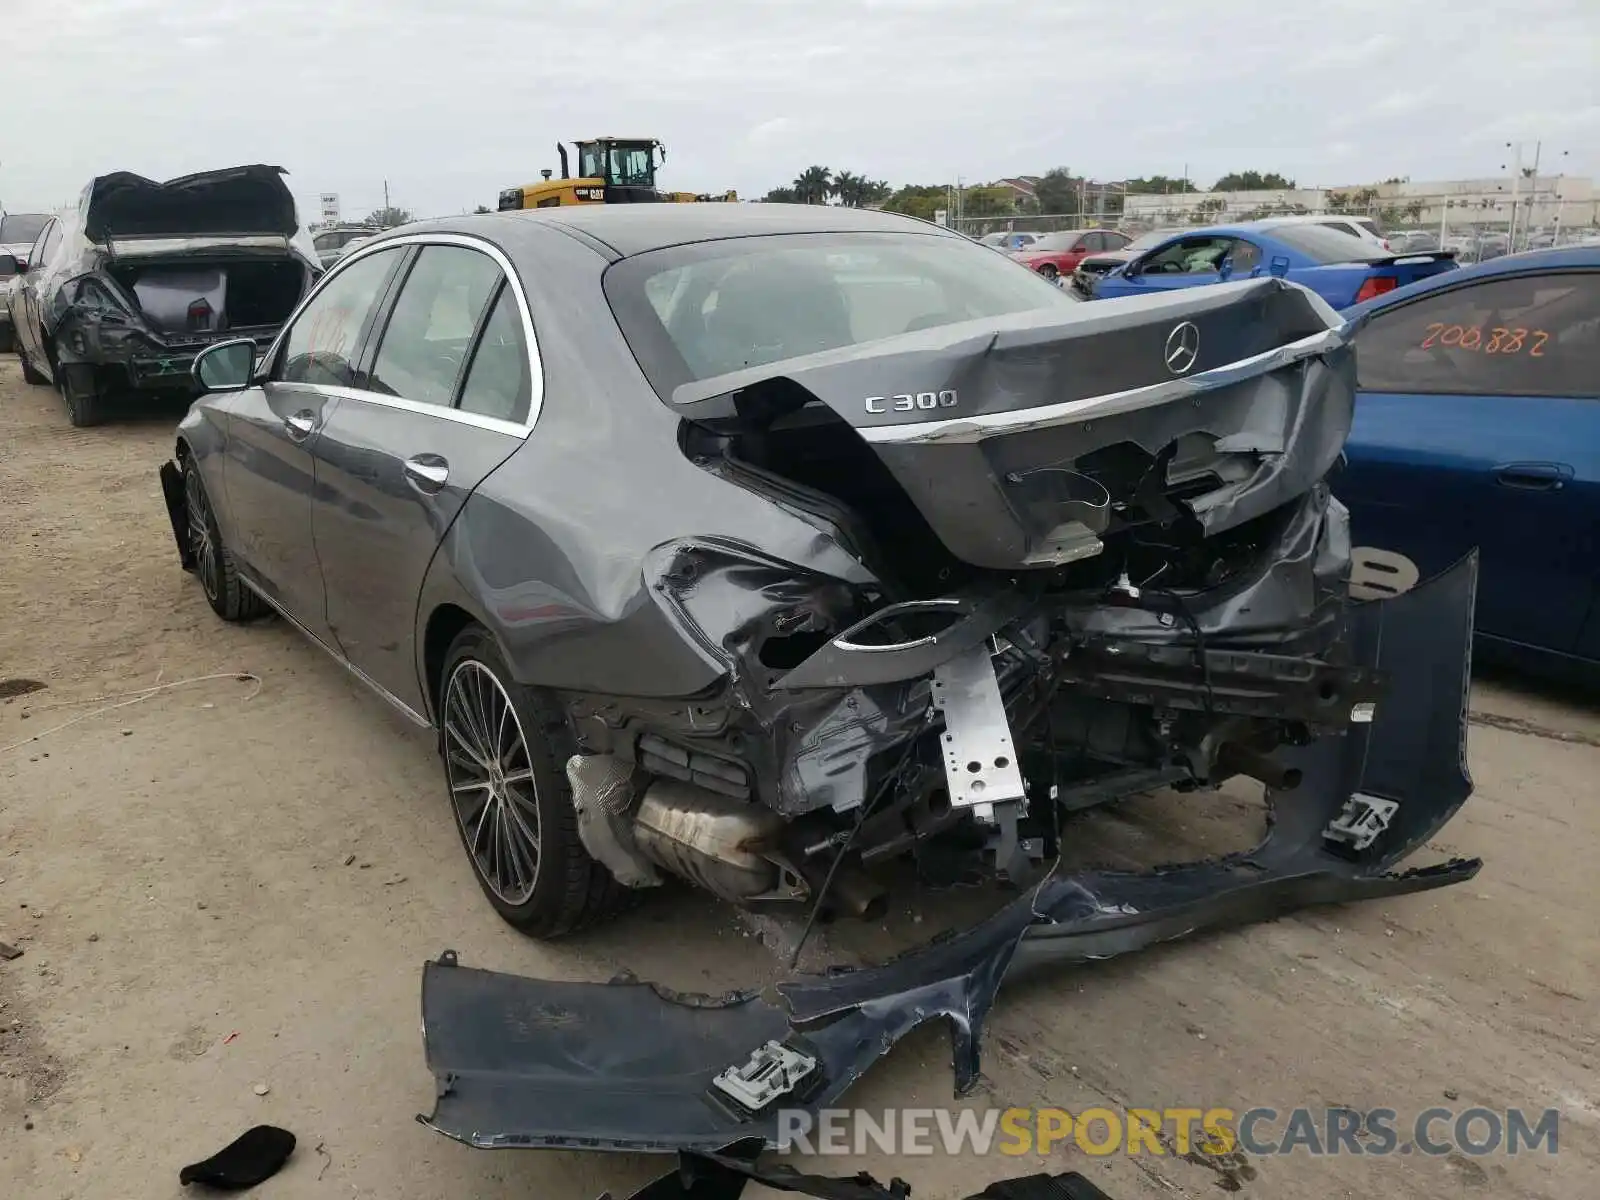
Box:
1335;246;1600;675
1092;219;1458;309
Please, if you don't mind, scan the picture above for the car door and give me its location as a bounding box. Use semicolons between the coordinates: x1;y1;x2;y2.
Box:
15;219;58;366
1340;268;1600;657
312;238;536;714
221;245;407;638
1065;232;1100;269
1098;235;1233;298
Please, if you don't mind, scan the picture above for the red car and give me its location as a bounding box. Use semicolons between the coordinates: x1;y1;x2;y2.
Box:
1011;229;1132;281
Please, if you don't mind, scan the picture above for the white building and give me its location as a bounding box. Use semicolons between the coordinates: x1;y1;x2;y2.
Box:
1123;177;1598;234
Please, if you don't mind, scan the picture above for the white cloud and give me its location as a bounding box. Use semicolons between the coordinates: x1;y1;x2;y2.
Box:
2;0;1596;218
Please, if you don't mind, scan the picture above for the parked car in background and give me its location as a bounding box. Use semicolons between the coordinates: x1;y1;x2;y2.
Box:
1070;226;1185;294
1386;230;1440;253
1091;219;1458;309
0;212;53;351
313;222;380;268
1009;228;1131;281
4;164;320;426
1336;246;1600;675
1264;212;1391;252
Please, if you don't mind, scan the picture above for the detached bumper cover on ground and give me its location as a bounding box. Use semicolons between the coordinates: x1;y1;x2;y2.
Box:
417;555;1480;1155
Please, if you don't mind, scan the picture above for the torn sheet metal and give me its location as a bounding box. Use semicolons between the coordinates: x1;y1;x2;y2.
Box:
418;555;1480;1155
654;278;1352;571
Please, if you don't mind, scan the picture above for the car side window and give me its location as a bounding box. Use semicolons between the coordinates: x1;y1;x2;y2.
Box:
1105;231;1132;250
1141;237;1231;274
1228;239;1263;272
457;285;532;424
1355;272;1599;398
1081;233;1104;252
28;220;56;269
369;245;502;407
277;248;402;387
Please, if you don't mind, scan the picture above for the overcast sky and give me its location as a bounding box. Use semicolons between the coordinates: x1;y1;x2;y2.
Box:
7;0;1598;221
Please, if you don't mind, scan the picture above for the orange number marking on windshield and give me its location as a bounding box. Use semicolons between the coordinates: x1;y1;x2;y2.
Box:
1418;324;1550;357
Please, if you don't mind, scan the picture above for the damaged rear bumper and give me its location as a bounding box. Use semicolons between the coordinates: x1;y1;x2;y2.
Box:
417;556;1480;1155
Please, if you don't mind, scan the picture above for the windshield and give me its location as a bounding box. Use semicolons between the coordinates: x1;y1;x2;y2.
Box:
0;213;49;245
1124;229;1182;253
1269;224;1388;264
579;142;656;188
604;231;1077;399
313;228;371;252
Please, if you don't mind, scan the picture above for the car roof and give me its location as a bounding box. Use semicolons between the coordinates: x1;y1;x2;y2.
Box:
413;202;954;258
1260;214;1376;226
1343;244;1600;318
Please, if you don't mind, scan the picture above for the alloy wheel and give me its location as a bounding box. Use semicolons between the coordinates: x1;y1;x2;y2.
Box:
442;660;542;904
184;468;221;603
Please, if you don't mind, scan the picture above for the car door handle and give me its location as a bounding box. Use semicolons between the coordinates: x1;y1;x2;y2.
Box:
403;454;450;494
1494;461;1571;491
283;410;317;441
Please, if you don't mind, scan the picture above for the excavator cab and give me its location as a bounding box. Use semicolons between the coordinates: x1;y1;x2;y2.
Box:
497;139;667;210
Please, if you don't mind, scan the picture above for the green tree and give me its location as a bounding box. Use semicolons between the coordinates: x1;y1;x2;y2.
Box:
959;186;1016;218
1034;167;1081;215
473;204;492;214
881;184;949;222
364;206;414;228
1124;175;1196;194
762;186;800;203
792;166;833;205
1210;171;1296;191
831;171;891;207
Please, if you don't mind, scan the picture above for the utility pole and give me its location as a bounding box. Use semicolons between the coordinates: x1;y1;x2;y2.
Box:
383;179;391;222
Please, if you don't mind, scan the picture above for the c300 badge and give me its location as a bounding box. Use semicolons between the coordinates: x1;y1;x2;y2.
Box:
865;390;958;413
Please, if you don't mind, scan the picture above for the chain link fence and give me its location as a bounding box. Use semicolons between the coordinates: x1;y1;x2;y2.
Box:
952;193;1600;258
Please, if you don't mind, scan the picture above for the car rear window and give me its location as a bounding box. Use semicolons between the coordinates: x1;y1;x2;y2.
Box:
604;231;1076;399
1271;224;1389;264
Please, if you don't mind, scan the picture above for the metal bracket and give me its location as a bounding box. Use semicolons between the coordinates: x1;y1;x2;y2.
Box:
710;1041;819;1114
932;644;1027;821
1323;792;1399;852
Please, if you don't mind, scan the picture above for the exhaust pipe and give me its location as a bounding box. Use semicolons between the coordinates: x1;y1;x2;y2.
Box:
557;143;569;180
1217;742;1303;791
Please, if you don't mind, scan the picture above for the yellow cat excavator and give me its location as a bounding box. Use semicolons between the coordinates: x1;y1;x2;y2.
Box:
496;139;737;210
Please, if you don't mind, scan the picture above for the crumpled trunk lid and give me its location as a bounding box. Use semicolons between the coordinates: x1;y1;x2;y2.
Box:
672;279;1355;571
83;164;299;243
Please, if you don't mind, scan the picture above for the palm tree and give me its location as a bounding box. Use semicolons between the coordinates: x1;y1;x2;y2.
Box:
832;170;864;207
793;166;832;205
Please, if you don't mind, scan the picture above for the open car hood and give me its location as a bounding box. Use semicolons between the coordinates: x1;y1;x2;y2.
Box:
83;164;299;242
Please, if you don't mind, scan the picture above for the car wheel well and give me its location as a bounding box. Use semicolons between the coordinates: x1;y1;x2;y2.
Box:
424;603;479;719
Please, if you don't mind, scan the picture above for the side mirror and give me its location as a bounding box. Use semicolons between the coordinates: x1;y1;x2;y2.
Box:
0;253;17;278
1268;255;1291;278
192;338;257;393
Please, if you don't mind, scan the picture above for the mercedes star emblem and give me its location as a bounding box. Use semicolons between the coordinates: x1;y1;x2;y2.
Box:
1164;321;1201;375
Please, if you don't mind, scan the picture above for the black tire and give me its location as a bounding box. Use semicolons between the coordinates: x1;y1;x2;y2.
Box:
1037;264;1059;281
19;334;47;385
182;456;268;622
58;362;107;428
439;625;628;938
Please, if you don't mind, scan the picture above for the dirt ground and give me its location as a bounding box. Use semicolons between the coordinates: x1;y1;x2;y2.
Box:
1;356;1596;1200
